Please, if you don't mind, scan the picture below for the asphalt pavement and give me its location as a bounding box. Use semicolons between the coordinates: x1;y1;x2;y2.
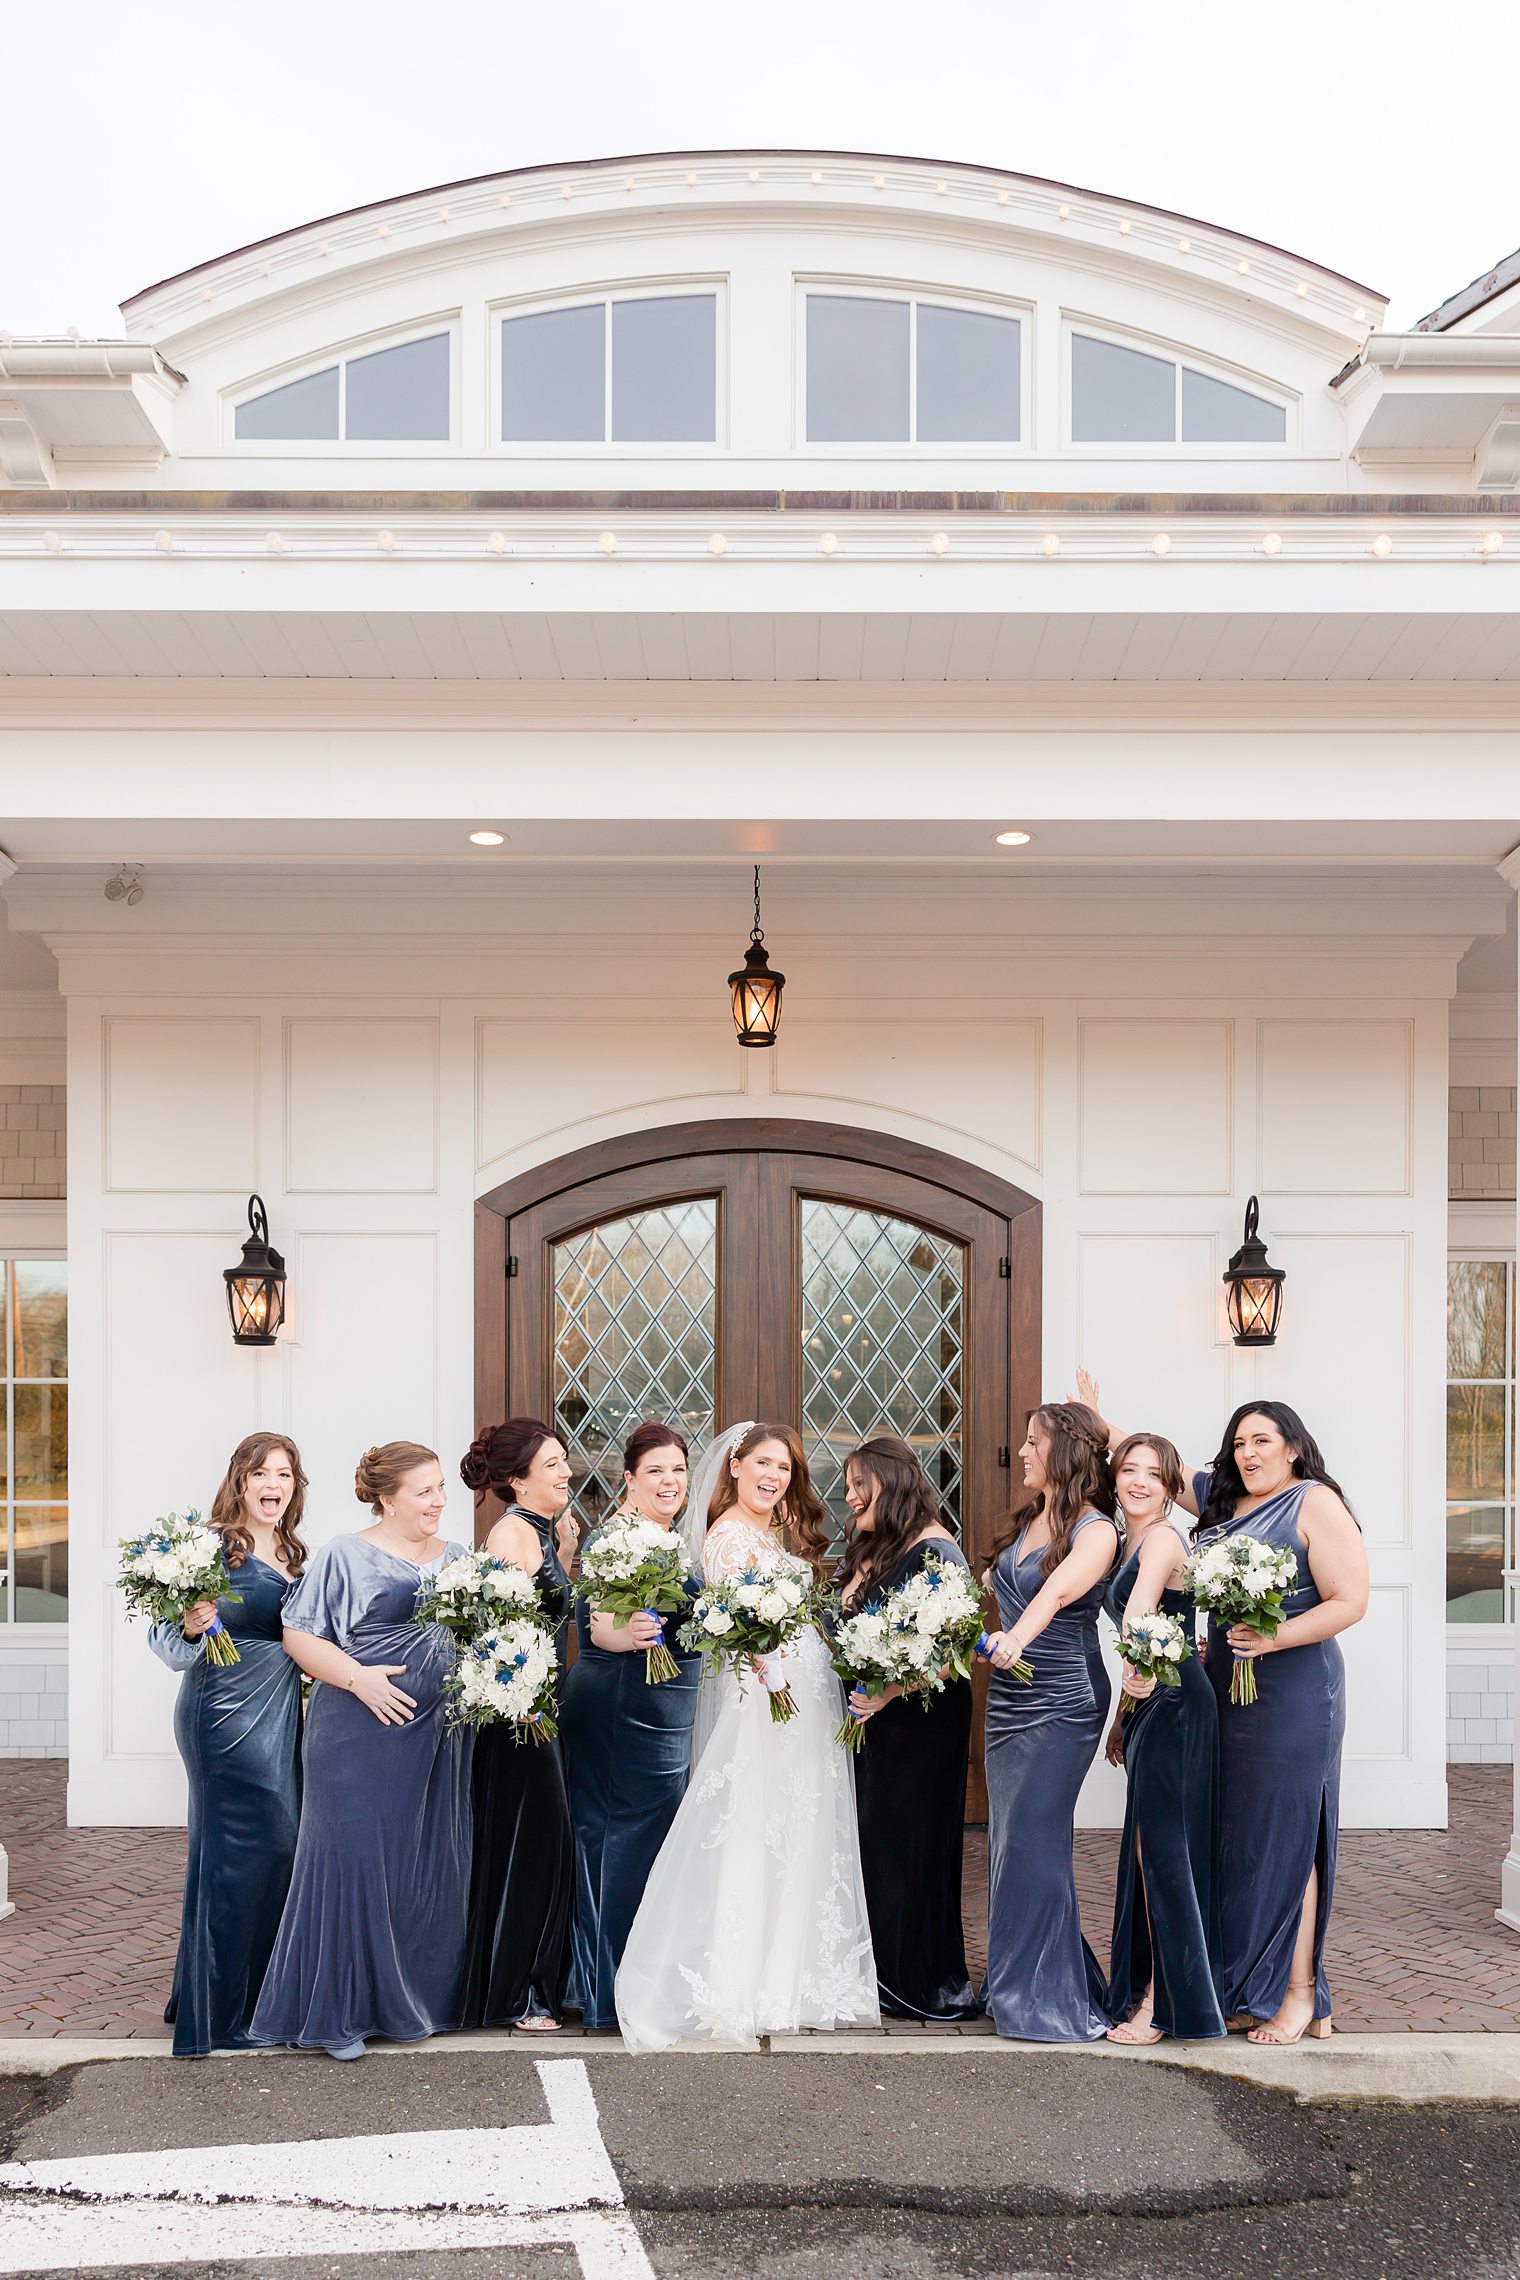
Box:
0;2047;1516;2279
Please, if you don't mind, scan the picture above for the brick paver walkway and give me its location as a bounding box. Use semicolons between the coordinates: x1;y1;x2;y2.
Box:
3;1761;1518;2037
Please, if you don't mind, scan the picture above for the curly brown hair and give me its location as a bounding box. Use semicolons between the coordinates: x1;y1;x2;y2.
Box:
707;1422;831;1577
209;1432;308;1574
836;1436;947;1602
984;1402;1116;1580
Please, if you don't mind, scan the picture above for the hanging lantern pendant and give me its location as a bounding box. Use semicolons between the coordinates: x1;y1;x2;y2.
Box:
729;864;786;1048
1223;1194;1285;1346
225;1193;288;1347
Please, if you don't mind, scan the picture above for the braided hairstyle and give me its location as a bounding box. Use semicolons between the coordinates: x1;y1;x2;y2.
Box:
984;1401;1117;1579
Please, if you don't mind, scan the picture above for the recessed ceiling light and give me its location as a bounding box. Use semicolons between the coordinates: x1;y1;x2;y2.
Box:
994;829;1032;847
469;830;507;846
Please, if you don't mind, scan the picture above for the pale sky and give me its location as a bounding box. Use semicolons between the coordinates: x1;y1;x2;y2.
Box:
3;0;1517;335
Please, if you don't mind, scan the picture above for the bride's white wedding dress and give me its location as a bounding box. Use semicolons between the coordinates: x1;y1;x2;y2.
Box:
614;1515;880;2052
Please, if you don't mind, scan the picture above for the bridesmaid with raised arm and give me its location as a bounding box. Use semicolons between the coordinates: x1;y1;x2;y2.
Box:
561;1421;702;2032
1101;1432;1225;2044
979;1401;1118;2043
838;1435;979;2023
150;1432;306;2058
252;1442;473;2060
1191;1402;1367;2044
459;1418;578;2031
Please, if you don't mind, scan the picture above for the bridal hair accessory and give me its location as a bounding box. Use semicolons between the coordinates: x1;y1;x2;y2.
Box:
679;1421;756;1566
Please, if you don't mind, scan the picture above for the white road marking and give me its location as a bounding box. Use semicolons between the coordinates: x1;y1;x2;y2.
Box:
0;2059;652;2276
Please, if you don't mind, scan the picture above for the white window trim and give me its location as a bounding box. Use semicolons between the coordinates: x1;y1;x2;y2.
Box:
1062;312;1298;454
1446;1203;1517;1640
1;1237;66;1642
793;276;1032;456
224;314;462;452
488;276;729;456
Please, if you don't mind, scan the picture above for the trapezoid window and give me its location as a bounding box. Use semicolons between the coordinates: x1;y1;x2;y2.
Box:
233;331;451;442
1070;331;1286;445
500;292;717;444
805;292;1020;444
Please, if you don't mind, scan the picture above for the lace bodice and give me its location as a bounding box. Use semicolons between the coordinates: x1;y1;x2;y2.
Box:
702;1515;810;1585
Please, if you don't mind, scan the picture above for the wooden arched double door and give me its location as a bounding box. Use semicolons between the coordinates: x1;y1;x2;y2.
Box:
476;1119;1040;1816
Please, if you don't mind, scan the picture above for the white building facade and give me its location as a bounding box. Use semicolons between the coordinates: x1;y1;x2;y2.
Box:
0;153;1516;1897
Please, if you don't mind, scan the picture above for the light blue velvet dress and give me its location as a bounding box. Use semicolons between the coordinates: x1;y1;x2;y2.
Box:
983;1510;1115;2042
150;1554;302;2058
251;1533;473;2051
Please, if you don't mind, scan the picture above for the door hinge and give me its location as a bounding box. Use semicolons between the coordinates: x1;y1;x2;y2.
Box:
997;1445;1011;1468
998;1256;1011;1278
505;1255;518;1278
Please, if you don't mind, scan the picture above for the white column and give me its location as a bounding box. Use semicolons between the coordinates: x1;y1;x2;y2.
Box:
1498;846;1520;1932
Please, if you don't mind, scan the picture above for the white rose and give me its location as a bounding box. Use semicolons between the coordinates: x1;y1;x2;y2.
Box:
702;1607;735;1636
755;1588;790;1624
733;1582;765;1608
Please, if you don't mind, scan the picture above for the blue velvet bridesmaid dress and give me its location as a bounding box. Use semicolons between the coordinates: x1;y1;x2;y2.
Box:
560;1529;701;2030
983;1511;1115;2042
1103;1521;1225;2038
250;1533;474;2050
150;1555;302;2057
1193;1471;1346;2026
460;1504;575;2027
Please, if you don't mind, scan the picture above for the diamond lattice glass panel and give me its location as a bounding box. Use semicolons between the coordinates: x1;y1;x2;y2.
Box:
800;1200;965;1544
553;1200;717;1529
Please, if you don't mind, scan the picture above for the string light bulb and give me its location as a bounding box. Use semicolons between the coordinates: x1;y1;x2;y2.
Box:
818;531;839;556
1481;531;1504;556
488;531;507;554
708;533;728;556
265;532;285;555
377;530;395;554
1371;533;1393;558
930;531;950;556
598;531;617;555
1261;532;1282;556
1151;533;1172;556
154;530;173;554
43;532;62;554
1041;533;1061;557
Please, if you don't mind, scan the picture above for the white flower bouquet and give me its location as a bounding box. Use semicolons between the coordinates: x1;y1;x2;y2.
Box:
415;1548;540;1644
575;1514;692;1685
1115;1608;1193;1714
677;1558;816;1724
829;1551;986;1752
446;1611;560;1742
117;1512;242;1667
1184;1536;1299;1706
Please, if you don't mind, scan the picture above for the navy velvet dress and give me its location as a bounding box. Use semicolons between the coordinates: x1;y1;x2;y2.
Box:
1193;1471;1346;2025
851;1539;979;2023
150;1555;302;2058
983;1511;1115;2042
560;1527;701;2031
250;1533;474;2050
1103;1522;1225;2039
460;1504;575;2027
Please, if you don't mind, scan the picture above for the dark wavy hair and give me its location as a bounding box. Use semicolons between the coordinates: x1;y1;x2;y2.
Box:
210;1431;308;1574
1195;1401;1348;1536
708;1422;831;1577
622;1420;690;1476
985;1402;1117;1579
837;1436;946;1602
461;1417;560;1501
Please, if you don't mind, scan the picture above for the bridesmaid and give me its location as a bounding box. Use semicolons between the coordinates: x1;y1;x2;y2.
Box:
150;1432;306;2058
459;1418;578;2031
561;1421;702;2032
1191;1402;1367;2044
979;1401;1118;2042
251;1442;473;2060
1101;1432;1225;2044
839;1436;979;2023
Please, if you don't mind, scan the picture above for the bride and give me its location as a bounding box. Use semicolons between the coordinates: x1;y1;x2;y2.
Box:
614;1421;879;2052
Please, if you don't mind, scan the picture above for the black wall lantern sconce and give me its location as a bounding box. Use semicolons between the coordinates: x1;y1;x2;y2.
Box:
728;864;786;1048
1223;1195;1285;1347
225;1194;287;1347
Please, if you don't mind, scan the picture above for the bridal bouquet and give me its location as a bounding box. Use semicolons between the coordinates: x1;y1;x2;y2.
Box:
1184;1536;1299;1706
415;1548;540;1643
1115;1608;1192;1713
446;1612;560;1742
117;1512;242;1667
829;1551;986;1752
575;1514;692;1685
677;1559;815;1723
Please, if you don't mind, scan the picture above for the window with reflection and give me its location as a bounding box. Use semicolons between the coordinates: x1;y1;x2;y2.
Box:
4;1259;67;1623
234;333;451;441
1447;1255;1515;1624
805;293;1020;443
501;293;717;443
1071;332;1287;444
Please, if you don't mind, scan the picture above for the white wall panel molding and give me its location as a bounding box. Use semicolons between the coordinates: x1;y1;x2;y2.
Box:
1258;1016;1413;1195
0;991;65;1085
475;1017;748;1175
102;1014;261;1194
1344;1584;1413;1762
283;1014;440;1194
773;1016;1041;1173
1074;1228;1234;1462
1079;1018;1232;1195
